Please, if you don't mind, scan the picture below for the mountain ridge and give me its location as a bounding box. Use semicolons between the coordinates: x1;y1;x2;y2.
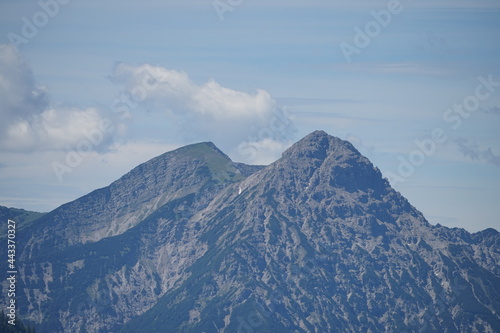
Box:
1;131;498;332
18;141;262;259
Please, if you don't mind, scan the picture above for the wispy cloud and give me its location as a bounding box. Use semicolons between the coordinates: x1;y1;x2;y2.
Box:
242;0;500;10
336;62;457;76
481;106;500;115
455;138;500;167
276;97;365;107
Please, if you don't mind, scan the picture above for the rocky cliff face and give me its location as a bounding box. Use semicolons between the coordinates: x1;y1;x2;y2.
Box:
1;131;499;332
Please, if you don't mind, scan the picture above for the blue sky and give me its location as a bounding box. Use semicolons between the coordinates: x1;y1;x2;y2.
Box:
0;0;499;232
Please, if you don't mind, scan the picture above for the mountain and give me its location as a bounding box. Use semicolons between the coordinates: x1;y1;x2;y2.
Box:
1;131;499;332
18;142;261;257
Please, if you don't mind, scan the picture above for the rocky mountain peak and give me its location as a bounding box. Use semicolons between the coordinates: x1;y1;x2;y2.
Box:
170;141;228;160
281;130;353;161
268;130;388;196
117;141;229;182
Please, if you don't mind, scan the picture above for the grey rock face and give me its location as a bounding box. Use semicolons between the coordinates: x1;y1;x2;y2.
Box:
1;131;498;332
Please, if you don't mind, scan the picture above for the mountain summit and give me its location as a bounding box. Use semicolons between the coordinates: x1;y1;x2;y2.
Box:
1;131;499;332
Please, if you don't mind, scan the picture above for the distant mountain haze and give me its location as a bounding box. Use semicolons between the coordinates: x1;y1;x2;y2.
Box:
1;131;498;332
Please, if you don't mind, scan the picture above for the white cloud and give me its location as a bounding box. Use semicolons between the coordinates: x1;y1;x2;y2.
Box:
194;80;274;119
0;44;114;153
111;63;276;119
110;63;296;163
2;107;111;152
